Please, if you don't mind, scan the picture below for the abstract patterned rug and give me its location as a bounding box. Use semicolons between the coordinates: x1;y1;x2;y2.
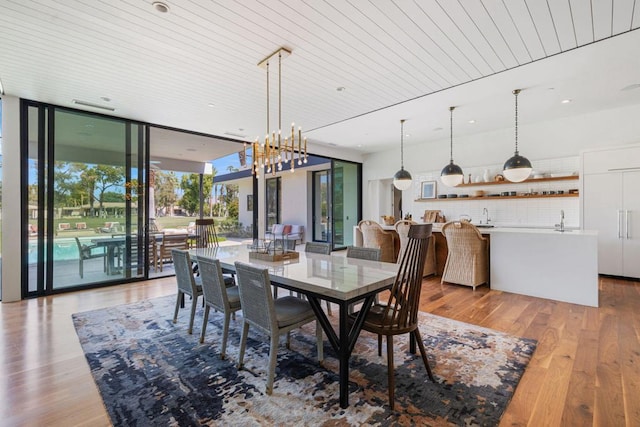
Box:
72;295;536;426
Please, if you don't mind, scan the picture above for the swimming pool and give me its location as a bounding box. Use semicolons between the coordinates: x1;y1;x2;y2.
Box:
27;238;82;264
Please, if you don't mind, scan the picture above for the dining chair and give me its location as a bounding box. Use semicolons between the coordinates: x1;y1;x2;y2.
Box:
158;233;190;271
350;223;436;410
304;242;333;315
345;246;381;315
441;221;489;290
195;256;241;359
194;218;219;248
171;249;203;334
358;220;397;263
234;261;323;395
395;220;436;276
75;237;107;278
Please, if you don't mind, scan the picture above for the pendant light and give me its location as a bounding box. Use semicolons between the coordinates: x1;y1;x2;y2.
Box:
503;89;532;182
393;119;412;190
440;106;464;187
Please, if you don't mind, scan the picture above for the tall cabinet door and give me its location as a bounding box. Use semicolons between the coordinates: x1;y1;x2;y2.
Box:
623;171;640;277
583;173;623;275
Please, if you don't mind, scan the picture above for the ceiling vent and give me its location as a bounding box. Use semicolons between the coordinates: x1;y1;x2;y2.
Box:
72;99;115;111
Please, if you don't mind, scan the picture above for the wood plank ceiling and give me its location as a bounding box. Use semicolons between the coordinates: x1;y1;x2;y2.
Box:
0;0;639;158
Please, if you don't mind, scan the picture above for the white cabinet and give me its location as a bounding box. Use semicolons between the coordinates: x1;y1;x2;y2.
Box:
582;145;640;278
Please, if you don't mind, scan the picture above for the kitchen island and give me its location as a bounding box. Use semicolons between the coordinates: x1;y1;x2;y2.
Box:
355;223;599;307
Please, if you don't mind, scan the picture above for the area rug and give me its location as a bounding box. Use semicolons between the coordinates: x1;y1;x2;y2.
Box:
72;295;536;426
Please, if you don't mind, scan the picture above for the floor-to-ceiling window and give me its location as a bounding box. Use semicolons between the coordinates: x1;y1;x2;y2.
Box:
265;177;281;230
0;98;3;300
23;102;147;297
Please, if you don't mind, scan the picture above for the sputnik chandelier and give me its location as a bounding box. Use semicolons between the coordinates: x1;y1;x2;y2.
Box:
246;47;307;178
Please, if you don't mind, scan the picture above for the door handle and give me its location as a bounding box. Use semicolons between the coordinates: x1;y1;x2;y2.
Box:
626;210;631;239
618;210;622;239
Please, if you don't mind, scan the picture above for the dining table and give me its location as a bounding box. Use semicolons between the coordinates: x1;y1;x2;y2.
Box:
189;245;399;408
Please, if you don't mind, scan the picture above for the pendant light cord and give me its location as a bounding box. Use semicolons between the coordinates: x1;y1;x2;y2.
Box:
449;106;455;162
400;119;405;168
514;89;520;155
278;50;282;132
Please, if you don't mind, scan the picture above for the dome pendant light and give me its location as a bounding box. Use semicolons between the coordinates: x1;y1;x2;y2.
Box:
393;119;412;190
441;106;464;187
503;89;532;182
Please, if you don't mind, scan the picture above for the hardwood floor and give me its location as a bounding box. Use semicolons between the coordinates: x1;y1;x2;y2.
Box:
1;275;638;426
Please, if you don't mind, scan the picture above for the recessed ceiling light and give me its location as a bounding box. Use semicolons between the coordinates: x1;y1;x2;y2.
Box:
561;99;572;104
152;2;170;13
433;127;443;131
468;119;476;124
405;134;410;138
621;83;640;91
186;148;197;152
357;144;363;147
207;103;215;107
238;128;244;131
336;87;346;92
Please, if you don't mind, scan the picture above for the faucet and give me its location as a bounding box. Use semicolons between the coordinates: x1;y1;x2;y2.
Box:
482;208;491;225
555;210;565;232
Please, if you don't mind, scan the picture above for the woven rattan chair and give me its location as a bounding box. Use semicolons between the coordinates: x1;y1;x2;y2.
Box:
349;223;435;410
171;249;203;334
441;221;489;290
194;256;241;358
234;261;323;395
304;242;333;315
395;220;436;276
358;220;397;263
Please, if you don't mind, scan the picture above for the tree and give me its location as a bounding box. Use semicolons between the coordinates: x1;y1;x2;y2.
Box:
180;173;213;215
154;170;178;216
92;165;125;214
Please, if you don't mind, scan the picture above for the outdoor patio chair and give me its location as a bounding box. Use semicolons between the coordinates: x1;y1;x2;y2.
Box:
158;233;189;271
235;261;323;395
74;237;106;279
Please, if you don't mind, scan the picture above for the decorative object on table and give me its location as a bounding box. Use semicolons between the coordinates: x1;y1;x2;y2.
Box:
503;89;533;182
471;190;485;197
420;180;436;199
467;173;472;184
381;215;395;226
422;210;445;223
440;106;464;187
483;169;490;182
474;175;482;183
73;295;536;426
248;47;307;178
393;119;412;190
494;174;505;181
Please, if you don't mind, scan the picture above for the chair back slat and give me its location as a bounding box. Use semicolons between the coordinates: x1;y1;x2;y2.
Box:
171;249;198;296
346;246;380;261
381;224;432;329
196;256;230;312
304;242;331;255
234;262;276;335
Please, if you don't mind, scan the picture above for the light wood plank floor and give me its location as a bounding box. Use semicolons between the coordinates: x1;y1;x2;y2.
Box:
0;275;638;426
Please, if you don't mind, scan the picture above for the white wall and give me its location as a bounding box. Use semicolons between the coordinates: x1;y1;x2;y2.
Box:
236;178;253;231
363;102;640;226
1;96;22;302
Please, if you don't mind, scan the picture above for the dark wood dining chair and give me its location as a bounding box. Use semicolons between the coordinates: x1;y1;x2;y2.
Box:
350;223;436;410
194;218;219;248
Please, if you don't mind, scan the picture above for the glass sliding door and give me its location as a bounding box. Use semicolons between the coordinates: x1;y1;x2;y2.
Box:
331;160;360;250
23;102;147;297
312;170;330;242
